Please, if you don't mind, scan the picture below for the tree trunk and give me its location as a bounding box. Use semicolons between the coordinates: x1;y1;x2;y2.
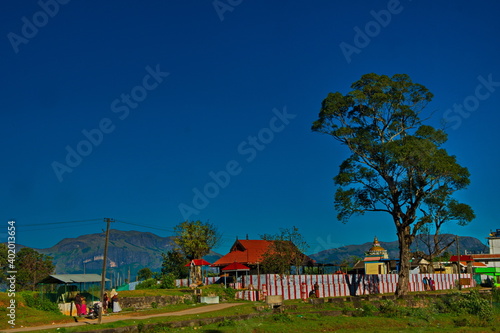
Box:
395;226;412;297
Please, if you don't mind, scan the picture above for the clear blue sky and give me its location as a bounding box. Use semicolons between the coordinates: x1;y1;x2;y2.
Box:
1;0;499;255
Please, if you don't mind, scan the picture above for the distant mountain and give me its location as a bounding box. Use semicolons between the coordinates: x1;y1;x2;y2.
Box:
310;234;489;264
34;230;222;283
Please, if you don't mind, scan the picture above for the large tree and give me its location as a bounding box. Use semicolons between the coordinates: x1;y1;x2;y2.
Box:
173;220;220;283
312;73;473;296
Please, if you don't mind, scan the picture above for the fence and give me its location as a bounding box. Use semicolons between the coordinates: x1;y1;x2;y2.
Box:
175;273;474;301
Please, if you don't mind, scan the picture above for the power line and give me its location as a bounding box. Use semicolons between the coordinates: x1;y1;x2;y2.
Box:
19;218;102;227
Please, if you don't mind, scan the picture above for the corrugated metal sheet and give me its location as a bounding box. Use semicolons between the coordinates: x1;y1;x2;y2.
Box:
38;274;109;284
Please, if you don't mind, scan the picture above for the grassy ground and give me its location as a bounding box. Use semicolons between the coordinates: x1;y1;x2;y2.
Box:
2;288;499;332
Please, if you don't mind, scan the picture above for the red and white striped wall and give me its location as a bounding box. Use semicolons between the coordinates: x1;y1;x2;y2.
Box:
176;273;474;300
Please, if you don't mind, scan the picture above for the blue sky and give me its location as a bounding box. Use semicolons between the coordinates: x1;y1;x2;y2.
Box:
1;0;499;256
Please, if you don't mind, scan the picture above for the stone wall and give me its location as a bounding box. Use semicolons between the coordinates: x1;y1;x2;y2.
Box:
119;294;193;310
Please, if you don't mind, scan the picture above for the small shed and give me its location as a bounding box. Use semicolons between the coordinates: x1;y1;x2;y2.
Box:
185;259;212;285
37;274;110;316
222;262;250;288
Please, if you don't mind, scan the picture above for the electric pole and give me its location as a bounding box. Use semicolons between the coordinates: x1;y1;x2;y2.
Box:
98;218;113;324
456;235;461;291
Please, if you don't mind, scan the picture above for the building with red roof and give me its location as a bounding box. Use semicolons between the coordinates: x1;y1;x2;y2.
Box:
212;239;314;274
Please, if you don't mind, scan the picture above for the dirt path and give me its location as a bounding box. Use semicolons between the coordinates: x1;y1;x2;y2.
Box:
1;303;245;333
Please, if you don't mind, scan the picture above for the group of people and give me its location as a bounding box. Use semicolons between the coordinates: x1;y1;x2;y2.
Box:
102;289;121;313
422;276;436;291
73;289;121;317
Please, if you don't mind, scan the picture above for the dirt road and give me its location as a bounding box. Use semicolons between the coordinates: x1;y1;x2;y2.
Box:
1;303;245;333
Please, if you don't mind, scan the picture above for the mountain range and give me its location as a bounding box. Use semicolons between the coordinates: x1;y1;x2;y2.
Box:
309;234;489;264
29;230;489;283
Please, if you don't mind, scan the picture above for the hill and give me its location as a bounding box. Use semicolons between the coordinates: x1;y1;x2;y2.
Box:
309;234;488;264
35;230;221;283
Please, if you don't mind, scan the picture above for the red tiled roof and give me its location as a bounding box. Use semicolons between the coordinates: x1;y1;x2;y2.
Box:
221;262;250;271
212;240;273;266
471;254;500;260
184;259;211;266
449;255;474;262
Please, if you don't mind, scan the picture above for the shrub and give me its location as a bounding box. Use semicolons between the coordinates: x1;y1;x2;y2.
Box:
136;278;159;290
222;287;237;300
492;287;500;303
217;319;236;327
159;273;176;289
21;292;61;314
272;313;293;323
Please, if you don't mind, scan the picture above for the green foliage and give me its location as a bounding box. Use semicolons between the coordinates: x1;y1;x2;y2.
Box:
16;248;55;291
161;249;189;279
137;267;153;281
312;73;474;295
151;302;158;309
136;278;158;290
21;292;61;314
434;291;493;325
217;318;236;327
272;313;293;323
159;273;176;289
260;226;310;275
222;287;237;300
174;220;220;283
492;287;500;303
173;220;220;260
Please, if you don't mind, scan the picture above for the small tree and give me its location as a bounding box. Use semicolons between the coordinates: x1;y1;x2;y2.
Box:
260;226;310;275
16;248;54;291
137;267;153;281
173;220;220;283
312;73;474;296
161;249;189;279
0;244;8;284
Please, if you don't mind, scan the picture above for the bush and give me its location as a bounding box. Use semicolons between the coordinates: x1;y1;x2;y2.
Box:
136;278;159;290
222;287;237;300
217;319;236;327
21;292;61;314
272;313;293;323
492;287;500;303
438;291;493;318
159;273;176;289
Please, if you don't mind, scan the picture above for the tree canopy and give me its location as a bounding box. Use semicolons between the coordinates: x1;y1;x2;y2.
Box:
260;226;310;275
16;247;54;291
173;220;220;260
173;220;220;284
312;73;474;296
161;249;189;279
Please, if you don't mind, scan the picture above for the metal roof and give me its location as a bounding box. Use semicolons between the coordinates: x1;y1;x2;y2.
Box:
38;274;110;284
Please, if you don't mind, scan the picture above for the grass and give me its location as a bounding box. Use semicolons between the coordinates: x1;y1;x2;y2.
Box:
3;288;500;333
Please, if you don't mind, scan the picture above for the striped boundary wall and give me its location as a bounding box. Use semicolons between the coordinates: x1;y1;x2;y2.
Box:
176;273;474;300
238;273;474;301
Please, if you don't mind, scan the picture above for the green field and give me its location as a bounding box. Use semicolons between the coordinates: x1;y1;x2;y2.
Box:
1;288;499;333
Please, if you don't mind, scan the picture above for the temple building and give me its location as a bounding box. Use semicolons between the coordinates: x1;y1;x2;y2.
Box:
363;237;391;274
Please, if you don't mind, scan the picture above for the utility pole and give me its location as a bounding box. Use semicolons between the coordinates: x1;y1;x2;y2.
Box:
456;235;461;291
98;218;113;324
